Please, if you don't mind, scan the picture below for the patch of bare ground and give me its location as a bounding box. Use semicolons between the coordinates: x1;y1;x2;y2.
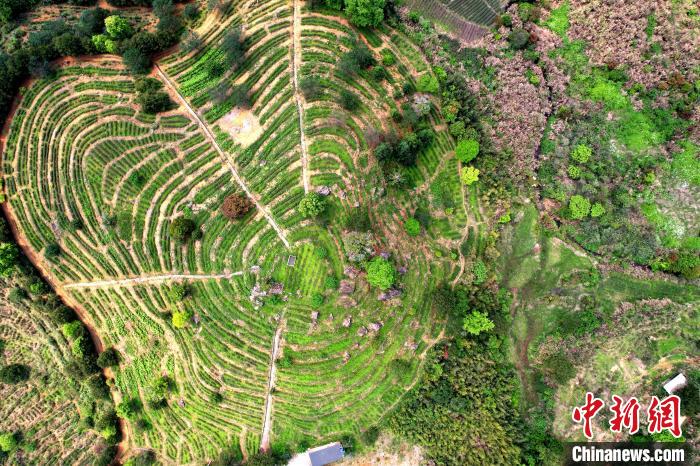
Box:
341;434;424;466
217;107;263;147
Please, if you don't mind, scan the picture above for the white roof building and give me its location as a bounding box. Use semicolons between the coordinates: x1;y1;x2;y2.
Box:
663;373;687;394
287;442;345;466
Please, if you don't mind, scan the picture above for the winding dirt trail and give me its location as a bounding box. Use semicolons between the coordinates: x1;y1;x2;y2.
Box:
63;271;244;289
260;322;283;452
154;64;291;249
291;0;310;193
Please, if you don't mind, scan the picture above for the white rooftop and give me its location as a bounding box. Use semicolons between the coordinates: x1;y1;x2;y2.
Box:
663;373;687;394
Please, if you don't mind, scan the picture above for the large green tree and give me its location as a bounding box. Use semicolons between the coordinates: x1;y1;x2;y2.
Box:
366;257;396;290
345;0;385;28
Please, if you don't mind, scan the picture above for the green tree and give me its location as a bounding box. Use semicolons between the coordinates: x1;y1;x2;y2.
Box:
366;257;396;290
345;0;385;27
455;139;479;163
0;242;19;277
92;34;117;53
0;363;30;384
461;166;480;185
169;217;196;241
568;195;591;220
97;347;120;368
0;432;18;452
404;217;420;237
298;193;326;218
104;15;132;39
168;283;189;301
172;308;194;328
462;311;494;335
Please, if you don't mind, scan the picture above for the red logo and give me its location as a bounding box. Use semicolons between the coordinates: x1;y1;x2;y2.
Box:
573;394;683;439
609;395;641;435
647;395;682;438
572;392;605;439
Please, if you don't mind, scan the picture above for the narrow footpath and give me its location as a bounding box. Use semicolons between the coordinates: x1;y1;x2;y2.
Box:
63;271;243;289
291;0;310;193
260;322;283;452
155;65;291;249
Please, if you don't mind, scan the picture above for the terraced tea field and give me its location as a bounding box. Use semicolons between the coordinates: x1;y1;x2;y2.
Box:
1;0;476;462
0;279;105;464
404;0;503;40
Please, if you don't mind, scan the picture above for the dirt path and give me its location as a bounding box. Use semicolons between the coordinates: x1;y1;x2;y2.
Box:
291;0;310;193
260;322;283;452
154;64;291;249
63;271;244;289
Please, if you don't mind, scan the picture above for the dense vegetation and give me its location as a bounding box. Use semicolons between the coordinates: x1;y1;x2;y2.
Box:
0;0;697;464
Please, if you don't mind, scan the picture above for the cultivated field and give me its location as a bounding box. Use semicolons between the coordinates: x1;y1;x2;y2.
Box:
0;277;105;464
0;0;477;462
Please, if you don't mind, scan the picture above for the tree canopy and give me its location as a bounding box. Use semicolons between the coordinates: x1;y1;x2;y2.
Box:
366;257;396;290
298;193;326;218
345;0;385;28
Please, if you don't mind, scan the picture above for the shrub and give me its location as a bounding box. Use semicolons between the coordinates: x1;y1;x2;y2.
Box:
416;74;439;93
122;48;151;74
543;352;575;382
172;309;194;328
314;246;328;259
567;165;581;179
311;293;324;307
366;257;396;290
324;276;339;289
404;218;420;237
0;242;19;277
116;399;139;419
0;363;30;384
463;311;494;336
361;426;380;446
590;202;606;218
568;195;591;220
97;347;121;368
183;3;199;22
168;283;188;301
460;166;479;185
472;260;487;284
338;89;361;111
508;28;530;50
221;194;254;219
300;76;323;99
169;217;196;241
455;139;479;163
7;287;26;303
298;193;325;218
381;51;394;66
570;144;592;163
137;91;171;114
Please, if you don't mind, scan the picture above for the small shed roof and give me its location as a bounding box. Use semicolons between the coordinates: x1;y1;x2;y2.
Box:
287;255;296;267
663;373;687;394
308;442;344;466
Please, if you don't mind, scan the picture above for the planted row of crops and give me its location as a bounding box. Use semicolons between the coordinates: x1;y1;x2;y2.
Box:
1;0;467;460
0;297;103;464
